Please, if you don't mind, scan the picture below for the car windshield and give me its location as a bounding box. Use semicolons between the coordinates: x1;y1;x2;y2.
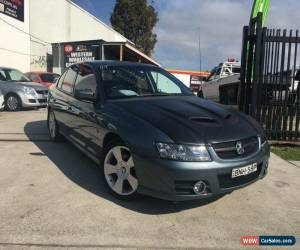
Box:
40;73;60;83
100;65;193;99
0;68;30;82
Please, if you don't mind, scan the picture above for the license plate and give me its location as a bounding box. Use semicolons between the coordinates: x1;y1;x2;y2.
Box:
232;163;257;178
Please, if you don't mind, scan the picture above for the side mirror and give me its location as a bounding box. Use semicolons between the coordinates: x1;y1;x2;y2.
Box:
74;89;97;102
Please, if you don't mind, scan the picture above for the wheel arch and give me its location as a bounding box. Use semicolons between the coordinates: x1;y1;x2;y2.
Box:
102;132;125;150
4;91;22;101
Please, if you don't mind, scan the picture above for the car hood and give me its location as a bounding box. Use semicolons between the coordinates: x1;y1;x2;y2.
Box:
19;81;48;90
111;96;261;144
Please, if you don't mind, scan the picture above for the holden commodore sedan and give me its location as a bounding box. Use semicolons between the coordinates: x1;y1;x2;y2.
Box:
0;67;48;111
47;61;269;201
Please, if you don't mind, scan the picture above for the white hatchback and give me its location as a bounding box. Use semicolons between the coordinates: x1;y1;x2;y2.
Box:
0;90;4;110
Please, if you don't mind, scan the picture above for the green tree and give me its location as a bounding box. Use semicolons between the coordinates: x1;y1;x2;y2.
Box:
110;0;158;56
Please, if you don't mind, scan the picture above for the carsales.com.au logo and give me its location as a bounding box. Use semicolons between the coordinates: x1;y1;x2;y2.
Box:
241;236;296;246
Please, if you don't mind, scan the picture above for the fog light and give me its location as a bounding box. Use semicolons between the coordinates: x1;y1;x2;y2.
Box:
193;181;207;194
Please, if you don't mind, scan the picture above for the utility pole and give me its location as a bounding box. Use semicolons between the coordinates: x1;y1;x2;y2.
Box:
198;27;202;73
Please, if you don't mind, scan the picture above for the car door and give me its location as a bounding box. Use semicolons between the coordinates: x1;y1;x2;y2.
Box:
69;64;102;159
53;67;77;136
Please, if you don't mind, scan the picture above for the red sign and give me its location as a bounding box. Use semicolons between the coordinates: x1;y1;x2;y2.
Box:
0;0;24;22
64;45;73;53
240;236;259;246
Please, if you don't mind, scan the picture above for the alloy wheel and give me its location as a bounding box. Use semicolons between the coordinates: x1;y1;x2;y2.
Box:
104;146;138;196
6;96;19;111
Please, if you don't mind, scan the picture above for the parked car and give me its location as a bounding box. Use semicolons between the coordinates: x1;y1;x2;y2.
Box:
0;67;48;111
25;71;60;89
0;89;4;111
47;61;269;201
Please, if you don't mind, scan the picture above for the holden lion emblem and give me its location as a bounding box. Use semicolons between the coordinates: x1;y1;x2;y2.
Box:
236;141;245;155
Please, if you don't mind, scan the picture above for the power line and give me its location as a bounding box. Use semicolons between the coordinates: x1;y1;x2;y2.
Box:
0;16;49;46
0;47;47;57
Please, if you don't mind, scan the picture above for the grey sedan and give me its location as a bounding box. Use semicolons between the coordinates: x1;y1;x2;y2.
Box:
0;67;48;111
47;61;269;201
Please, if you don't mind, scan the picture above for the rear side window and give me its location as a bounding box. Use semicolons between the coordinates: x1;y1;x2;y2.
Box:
61;67;77;94
75;65;97;94
57;71;67;88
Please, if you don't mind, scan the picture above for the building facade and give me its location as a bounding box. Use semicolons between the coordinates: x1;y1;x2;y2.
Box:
0;0;158;74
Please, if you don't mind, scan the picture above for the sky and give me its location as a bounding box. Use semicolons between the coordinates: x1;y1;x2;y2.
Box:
72;0;300;71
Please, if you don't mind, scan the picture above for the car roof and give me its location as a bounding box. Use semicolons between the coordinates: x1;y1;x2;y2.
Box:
26;71;59;74
82;60;159;68
0;66;19;71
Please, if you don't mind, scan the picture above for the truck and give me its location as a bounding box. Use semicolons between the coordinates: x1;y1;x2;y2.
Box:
199;60;241;104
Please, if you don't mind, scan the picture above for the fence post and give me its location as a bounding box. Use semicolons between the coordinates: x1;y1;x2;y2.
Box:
238;26;249;112
251;12;263;118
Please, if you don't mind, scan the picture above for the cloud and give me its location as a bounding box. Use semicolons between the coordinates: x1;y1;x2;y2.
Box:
153;0;299;71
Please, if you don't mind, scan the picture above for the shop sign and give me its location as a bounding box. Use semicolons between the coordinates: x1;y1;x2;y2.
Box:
0;0;24;22
64;44;96;67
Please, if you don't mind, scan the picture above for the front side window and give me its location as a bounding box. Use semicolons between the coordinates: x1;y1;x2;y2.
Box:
61;67;77;94
100;66;192;99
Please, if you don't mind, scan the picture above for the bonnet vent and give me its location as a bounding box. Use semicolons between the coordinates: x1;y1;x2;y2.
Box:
189;116;216;123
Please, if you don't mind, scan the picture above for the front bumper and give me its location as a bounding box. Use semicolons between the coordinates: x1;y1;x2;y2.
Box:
134;144;269;201
19;92;48;108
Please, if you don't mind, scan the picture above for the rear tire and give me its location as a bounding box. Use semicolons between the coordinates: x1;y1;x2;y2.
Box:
47;110;64;142
5;94;21;111
101;139;140;201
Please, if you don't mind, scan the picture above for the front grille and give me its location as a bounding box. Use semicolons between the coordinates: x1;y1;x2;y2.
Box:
36;90;48;95
38;99;47;103
218;163;262;189
212;136;259;159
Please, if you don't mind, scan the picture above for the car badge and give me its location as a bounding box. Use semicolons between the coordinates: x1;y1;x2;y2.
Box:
236;141;245;155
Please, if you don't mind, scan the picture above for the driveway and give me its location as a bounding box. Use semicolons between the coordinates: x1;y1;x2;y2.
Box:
0;110;299;249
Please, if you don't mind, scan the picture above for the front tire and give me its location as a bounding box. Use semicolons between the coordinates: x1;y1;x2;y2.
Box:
5;94;21;111
102;139;140;200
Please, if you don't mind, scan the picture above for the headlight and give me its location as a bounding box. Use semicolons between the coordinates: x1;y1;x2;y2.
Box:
23;87;36;96
156;142;211;161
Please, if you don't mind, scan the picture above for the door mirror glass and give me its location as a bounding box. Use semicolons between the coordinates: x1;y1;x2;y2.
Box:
74;88;96;102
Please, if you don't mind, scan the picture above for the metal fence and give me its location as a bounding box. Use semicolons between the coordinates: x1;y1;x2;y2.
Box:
239;13;300;141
